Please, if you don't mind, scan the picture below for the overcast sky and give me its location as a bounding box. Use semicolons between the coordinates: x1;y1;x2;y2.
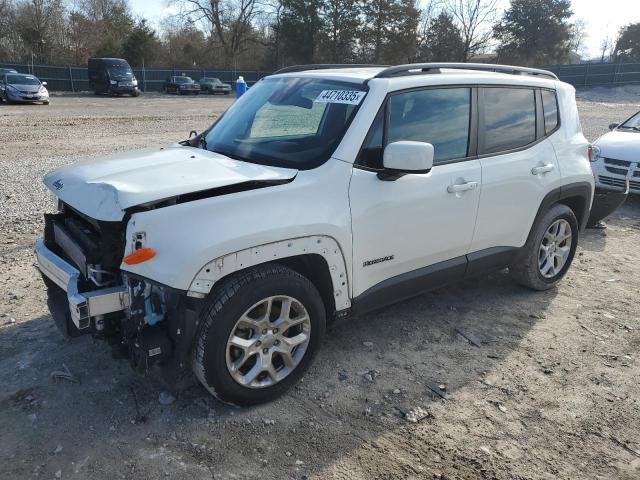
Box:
132;0;640;59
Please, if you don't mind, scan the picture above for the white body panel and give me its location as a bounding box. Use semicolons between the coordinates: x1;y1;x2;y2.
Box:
349;161;481;296
121;158;353;294
470;138;563;251
548;83;594;194
42;67;594;312
43;145;297;221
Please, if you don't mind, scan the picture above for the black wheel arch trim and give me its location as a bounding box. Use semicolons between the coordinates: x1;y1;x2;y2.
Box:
534;181;593;233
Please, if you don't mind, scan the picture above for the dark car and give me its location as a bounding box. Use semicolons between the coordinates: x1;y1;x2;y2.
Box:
199;77;232;95
164;76;200;95
0;68;18;75
88;58;140;96
0;73;49;104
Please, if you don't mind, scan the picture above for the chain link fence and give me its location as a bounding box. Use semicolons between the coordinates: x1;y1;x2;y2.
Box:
0;62;270;92
2;61;640;92
544;62;640;87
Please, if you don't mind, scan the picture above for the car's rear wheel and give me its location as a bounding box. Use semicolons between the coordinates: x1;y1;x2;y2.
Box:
510;203;578;290
192;264;326;406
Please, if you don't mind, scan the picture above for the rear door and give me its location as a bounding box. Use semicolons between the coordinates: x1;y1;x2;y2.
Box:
349;86;482;299
470;86;562;253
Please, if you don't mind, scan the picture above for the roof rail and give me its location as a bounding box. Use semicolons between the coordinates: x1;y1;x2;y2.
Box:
273;64;388;75
374;63;558;80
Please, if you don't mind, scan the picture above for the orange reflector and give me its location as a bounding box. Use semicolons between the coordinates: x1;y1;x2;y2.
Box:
123;247;156;265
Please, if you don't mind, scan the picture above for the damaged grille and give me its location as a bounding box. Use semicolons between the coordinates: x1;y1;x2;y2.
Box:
44;204;126;284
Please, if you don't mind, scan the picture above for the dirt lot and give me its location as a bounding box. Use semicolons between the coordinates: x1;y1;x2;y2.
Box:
1;92;639;480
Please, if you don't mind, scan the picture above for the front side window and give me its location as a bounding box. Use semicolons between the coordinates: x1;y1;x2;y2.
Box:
359;88;471;169
541;89;559;134
389;88;471;163
482;87;536;154
204;77;366;169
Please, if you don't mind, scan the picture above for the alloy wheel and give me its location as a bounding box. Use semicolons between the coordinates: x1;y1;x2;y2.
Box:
538;219;572;278
225;296;311;389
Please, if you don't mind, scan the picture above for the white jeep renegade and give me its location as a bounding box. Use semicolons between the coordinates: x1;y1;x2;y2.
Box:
36;63;594;405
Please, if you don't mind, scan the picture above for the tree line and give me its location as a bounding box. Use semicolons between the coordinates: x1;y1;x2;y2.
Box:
1;0;639;70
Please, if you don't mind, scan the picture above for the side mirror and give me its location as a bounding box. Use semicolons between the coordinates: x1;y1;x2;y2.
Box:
379;141;434;180
609;123;619;130
41;81;47;86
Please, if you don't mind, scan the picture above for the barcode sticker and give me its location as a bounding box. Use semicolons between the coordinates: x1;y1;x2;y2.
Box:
315;90;366;105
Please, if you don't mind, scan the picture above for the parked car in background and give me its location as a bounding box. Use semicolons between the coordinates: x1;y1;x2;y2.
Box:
591;111;640;194
199;77;232;95
88;58;140;96
0;68;18;75
164;76;200;95
586;110;640;226
0;73;49;104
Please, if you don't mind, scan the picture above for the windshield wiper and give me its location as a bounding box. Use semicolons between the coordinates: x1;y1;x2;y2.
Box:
618;125;640;131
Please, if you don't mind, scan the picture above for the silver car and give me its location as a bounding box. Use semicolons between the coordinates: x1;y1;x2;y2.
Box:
0;73;49;105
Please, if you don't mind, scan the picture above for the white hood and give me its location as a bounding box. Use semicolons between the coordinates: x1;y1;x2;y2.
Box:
44;145;298;221
594;130;640;160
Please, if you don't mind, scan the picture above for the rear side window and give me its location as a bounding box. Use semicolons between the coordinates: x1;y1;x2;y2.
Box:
388;88;471;164
541;89;559;133
481;88;536;154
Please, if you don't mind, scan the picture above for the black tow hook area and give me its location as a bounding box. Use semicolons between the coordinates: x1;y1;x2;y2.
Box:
129;326;174;372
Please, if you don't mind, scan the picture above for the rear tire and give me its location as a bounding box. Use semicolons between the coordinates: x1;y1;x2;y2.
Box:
510;204;578;290
192;264;326;406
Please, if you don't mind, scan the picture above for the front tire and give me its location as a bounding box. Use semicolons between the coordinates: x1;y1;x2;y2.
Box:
510;203;578;290
192;264;326;406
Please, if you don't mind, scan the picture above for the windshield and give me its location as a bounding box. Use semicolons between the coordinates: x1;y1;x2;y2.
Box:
107;65;133;77
7;75;40;85
206;78;222;84
175;77;193;84
619;111;640;130
204;77;367;169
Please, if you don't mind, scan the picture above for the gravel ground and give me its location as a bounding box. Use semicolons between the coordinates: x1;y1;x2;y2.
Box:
1;92;639;480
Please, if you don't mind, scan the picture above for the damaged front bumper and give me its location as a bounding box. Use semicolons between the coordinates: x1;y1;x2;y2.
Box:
35;239;129;331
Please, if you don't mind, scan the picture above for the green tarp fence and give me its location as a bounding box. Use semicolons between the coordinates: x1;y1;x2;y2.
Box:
1;61;639;91
0;63;270;92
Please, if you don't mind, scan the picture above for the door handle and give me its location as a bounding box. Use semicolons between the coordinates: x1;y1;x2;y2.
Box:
531;164;555;175
447;181;478;193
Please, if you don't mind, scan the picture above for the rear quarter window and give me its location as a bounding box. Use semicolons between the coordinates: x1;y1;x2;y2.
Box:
541;89;559;134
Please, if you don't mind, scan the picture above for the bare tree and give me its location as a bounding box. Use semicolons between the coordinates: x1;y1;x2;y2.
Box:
416;0;442;57
174;0;265;68
599;31;615;63
446;0;497;61
568;18;587;61
14;0;68;62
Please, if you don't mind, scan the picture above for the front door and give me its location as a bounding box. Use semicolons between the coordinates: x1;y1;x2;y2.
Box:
349;86;481;300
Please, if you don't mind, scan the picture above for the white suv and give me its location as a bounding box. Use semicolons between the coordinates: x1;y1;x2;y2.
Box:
36;63;593;405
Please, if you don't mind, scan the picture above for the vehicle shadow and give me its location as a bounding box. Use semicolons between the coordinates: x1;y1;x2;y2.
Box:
0;268;558;479
581;194;640;253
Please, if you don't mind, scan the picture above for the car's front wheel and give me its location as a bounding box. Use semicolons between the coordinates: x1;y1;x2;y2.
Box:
192;264;326;406
510;203;578;290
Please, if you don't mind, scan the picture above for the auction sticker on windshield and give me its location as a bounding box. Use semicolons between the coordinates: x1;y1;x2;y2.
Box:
315;90;366;105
